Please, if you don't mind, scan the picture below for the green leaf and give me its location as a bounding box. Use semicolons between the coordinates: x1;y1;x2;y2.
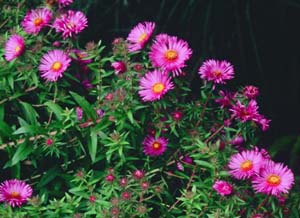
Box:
20;101;39;125
88;130;98;163
4;142;33;168
0;121;13;137
44;101;63;121
70;91;97;122
126;110;134;124
36;168;59;189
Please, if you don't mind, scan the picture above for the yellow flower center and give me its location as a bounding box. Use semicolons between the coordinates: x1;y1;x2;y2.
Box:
33;17;43;26
164;49;178;61
213;70;222;77
15;46;21;53
267;174;281;186
240;160;253;171
10;191;20;198
51;61;63;71
152;141;161;150
152;82;165;94
138;33;148;43
67;22;75;29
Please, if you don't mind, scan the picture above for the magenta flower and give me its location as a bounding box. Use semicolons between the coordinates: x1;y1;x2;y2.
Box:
171;110;183;121
215;90;236;108
243;85;259;99
21;8;52;35
230;135;244;146
253;114;271;131
76;107;83;121
39;50;71;82
57;0;73;7
126;21;155;52
213;180;233;196
111;61;127;75
143;135;168;156
0;179;32;207
138;70;174;102
198;59;234;84
228;149;264;180
252;161;294;196
53;10;88;38
230;100;259;122
4;35;25;62
149;34;192;76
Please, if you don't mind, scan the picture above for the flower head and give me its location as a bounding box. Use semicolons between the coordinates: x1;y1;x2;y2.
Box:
111;61;127;75
198;59;234;84
228;149;264;180
0;179;32;207
253;114;271;131
143;135;167;156
230;100;259;123
215;90;236;108
57;0;73;7
53;10;88;38
39;50;71;82
252;161;294;196
21;8;52;35
149;34;192;76
243;85;259;99
71;49;92;65
213;180;233;196
126;21;155;52
138;70;174;102
4;35;25;61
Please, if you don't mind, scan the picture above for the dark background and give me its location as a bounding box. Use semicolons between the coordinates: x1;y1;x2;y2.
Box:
81;0;300;164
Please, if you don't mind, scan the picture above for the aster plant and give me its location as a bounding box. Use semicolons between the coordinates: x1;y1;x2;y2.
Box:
0;1;299;218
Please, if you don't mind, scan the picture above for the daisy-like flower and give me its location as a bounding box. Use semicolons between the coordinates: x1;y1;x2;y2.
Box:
21;8;52;35
142;135;168;156
126;21;155;52
149;34;192;76
71;49;92;65
243;85;259;99
213;180;233;196
198;59;234;84
0;179;32;207
253;114;271;131
228;149;264;180
230;100;259;122
39;50;71;82
57;0;73;7
4;35;25;62
252;161;294;196
215;90;236;108
138;70;174;102
53;10;88;38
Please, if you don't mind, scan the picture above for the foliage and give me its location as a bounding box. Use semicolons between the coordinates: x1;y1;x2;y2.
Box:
0;1;299;218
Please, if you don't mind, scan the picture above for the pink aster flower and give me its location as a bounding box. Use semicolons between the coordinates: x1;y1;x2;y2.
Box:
126;21;155;52
243;85;259;99
149;34;192;76
4;35;25;61
138;70;174;102
253;114;271;131
39;50;71;82
21;8;52;35
252;161;294;196
143;135;168;156
198;59;234;84
228;149;264;180
230;100;259;122
213;180;233;196
215;90;236;108
53;10;88;38
111;61;127;75
0;179;32;207
57;0;73;7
